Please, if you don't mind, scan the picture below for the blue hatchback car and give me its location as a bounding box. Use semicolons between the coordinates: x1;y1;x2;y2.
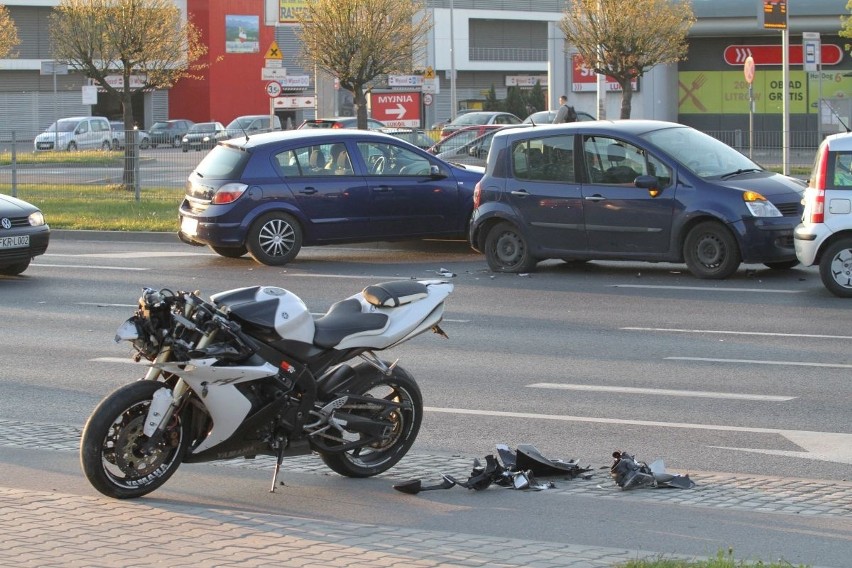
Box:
178;130;484;265
469;120;805;279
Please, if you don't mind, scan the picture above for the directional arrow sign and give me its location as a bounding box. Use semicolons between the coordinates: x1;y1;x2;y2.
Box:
724;43;843;66
370;91;421;127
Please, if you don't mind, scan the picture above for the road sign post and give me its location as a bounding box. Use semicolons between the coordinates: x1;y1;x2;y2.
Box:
744;56;755;159
803;32;823;141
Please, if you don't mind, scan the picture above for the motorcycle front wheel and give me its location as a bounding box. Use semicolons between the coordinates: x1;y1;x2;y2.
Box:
319;365;422;478
80;381;189;499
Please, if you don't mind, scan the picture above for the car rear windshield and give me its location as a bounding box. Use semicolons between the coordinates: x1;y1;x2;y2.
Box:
193;146;249;179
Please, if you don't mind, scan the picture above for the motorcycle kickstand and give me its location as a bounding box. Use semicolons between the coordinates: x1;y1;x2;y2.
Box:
270;443;286;493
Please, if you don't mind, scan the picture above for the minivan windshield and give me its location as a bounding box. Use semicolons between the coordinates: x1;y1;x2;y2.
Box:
640;126;760;178
44;120;79;133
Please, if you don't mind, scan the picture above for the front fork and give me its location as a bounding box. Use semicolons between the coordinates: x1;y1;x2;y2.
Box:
140;327;216;443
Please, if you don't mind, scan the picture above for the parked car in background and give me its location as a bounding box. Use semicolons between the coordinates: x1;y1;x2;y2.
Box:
298;117;387;130
33;116;112;152
109;121;150;150
523;109;595;124
379;127;435;150
436;124;531;168
0;193;50;275
439;111;522;139
224;114;282;138
469;120;805;279
427;125;505;155
148;119;194;148
181;122;228;152
178;129;484;266
794;131;852;297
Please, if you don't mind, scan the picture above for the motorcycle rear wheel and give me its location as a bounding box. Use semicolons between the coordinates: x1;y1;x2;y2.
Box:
80;381;189;499
319;365;422;478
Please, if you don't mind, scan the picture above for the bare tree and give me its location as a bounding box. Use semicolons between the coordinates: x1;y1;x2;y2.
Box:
49;0;207;190
296;0;431;129
0;4;20;58
560;0;695;119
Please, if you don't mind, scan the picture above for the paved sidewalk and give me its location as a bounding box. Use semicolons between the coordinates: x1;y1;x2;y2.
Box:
1;417;849;567
0;485;684;568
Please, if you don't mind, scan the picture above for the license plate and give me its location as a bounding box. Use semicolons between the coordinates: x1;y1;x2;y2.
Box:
180;217;198;236
0;235;29;249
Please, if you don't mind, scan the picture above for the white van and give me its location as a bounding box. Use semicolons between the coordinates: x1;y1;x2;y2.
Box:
34;116;112;151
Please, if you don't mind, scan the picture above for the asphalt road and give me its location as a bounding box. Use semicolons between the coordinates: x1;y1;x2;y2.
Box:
1;232;850;566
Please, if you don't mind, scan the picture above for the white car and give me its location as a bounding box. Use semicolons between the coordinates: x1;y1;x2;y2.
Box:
794;131;852;297
33;116;112;152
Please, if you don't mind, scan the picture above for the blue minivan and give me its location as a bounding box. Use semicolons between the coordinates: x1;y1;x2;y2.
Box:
469;120;805;279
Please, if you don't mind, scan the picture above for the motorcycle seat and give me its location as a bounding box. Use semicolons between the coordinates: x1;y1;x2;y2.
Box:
313;298;389;348
362;281;428;307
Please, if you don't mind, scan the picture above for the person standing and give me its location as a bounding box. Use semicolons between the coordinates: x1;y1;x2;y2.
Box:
553;95;577;123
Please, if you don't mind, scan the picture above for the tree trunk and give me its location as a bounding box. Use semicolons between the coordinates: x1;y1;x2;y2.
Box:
353;86;369;130
619;79;633;119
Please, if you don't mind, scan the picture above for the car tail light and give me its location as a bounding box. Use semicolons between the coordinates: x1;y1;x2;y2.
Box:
212;183;248;204
809;148;829;223
473;181;482;209
332;122;344;128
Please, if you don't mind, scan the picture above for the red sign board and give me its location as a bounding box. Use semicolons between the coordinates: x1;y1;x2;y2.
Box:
371;91;421;127
724;44;843;66
571;55;638;93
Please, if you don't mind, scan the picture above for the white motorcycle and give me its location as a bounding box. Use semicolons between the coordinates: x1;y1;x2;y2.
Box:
80;279;452;499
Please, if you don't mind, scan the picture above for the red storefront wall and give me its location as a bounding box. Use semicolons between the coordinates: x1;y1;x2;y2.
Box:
169;0;276;125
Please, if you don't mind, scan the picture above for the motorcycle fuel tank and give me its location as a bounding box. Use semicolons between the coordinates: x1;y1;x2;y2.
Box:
211;286;315;343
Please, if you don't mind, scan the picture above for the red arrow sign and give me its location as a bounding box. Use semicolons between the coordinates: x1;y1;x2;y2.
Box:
371;91;421;127
724;44;843;66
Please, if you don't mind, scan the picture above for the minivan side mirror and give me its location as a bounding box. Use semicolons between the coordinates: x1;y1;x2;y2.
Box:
429;164;446;178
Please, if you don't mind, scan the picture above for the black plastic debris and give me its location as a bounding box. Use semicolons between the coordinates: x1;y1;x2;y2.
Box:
610;451;695;490
393;474;456;495
393;444;590;495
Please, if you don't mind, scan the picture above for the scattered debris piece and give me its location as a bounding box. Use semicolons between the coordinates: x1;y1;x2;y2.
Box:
437;268;456;278
610;451;695;490
393;444;591;495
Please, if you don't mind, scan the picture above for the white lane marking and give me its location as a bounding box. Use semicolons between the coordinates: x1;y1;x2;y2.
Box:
612;284;803;293
666;356;852;369
78;303;136;308
288;274;411;280
527;383;794;401
31;263;147;271
623;327;852;340
92;357;143;364
424;407;852;465
46;252;211;258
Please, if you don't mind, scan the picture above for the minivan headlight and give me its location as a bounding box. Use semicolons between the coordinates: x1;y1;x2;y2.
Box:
743;191;782;217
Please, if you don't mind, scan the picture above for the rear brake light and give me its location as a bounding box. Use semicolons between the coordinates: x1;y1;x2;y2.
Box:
332;122;343;128
212;183;248;204
473;181;482;209
809;148;829;223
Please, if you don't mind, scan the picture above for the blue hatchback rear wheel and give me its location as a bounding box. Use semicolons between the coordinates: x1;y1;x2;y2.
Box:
246;212;303;266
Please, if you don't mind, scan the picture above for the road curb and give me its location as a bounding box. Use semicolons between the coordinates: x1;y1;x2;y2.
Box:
52;229;178;243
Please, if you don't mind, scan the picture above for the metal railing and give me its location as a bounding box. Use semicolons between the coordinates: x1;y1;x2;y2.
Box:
0;128;819;203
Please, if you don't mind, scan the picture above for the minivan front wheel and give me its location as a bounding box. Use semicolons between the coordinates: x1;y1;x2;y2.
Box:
683;221;741;279
819;238;852;297
246;212;303;266
484;222;537;273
